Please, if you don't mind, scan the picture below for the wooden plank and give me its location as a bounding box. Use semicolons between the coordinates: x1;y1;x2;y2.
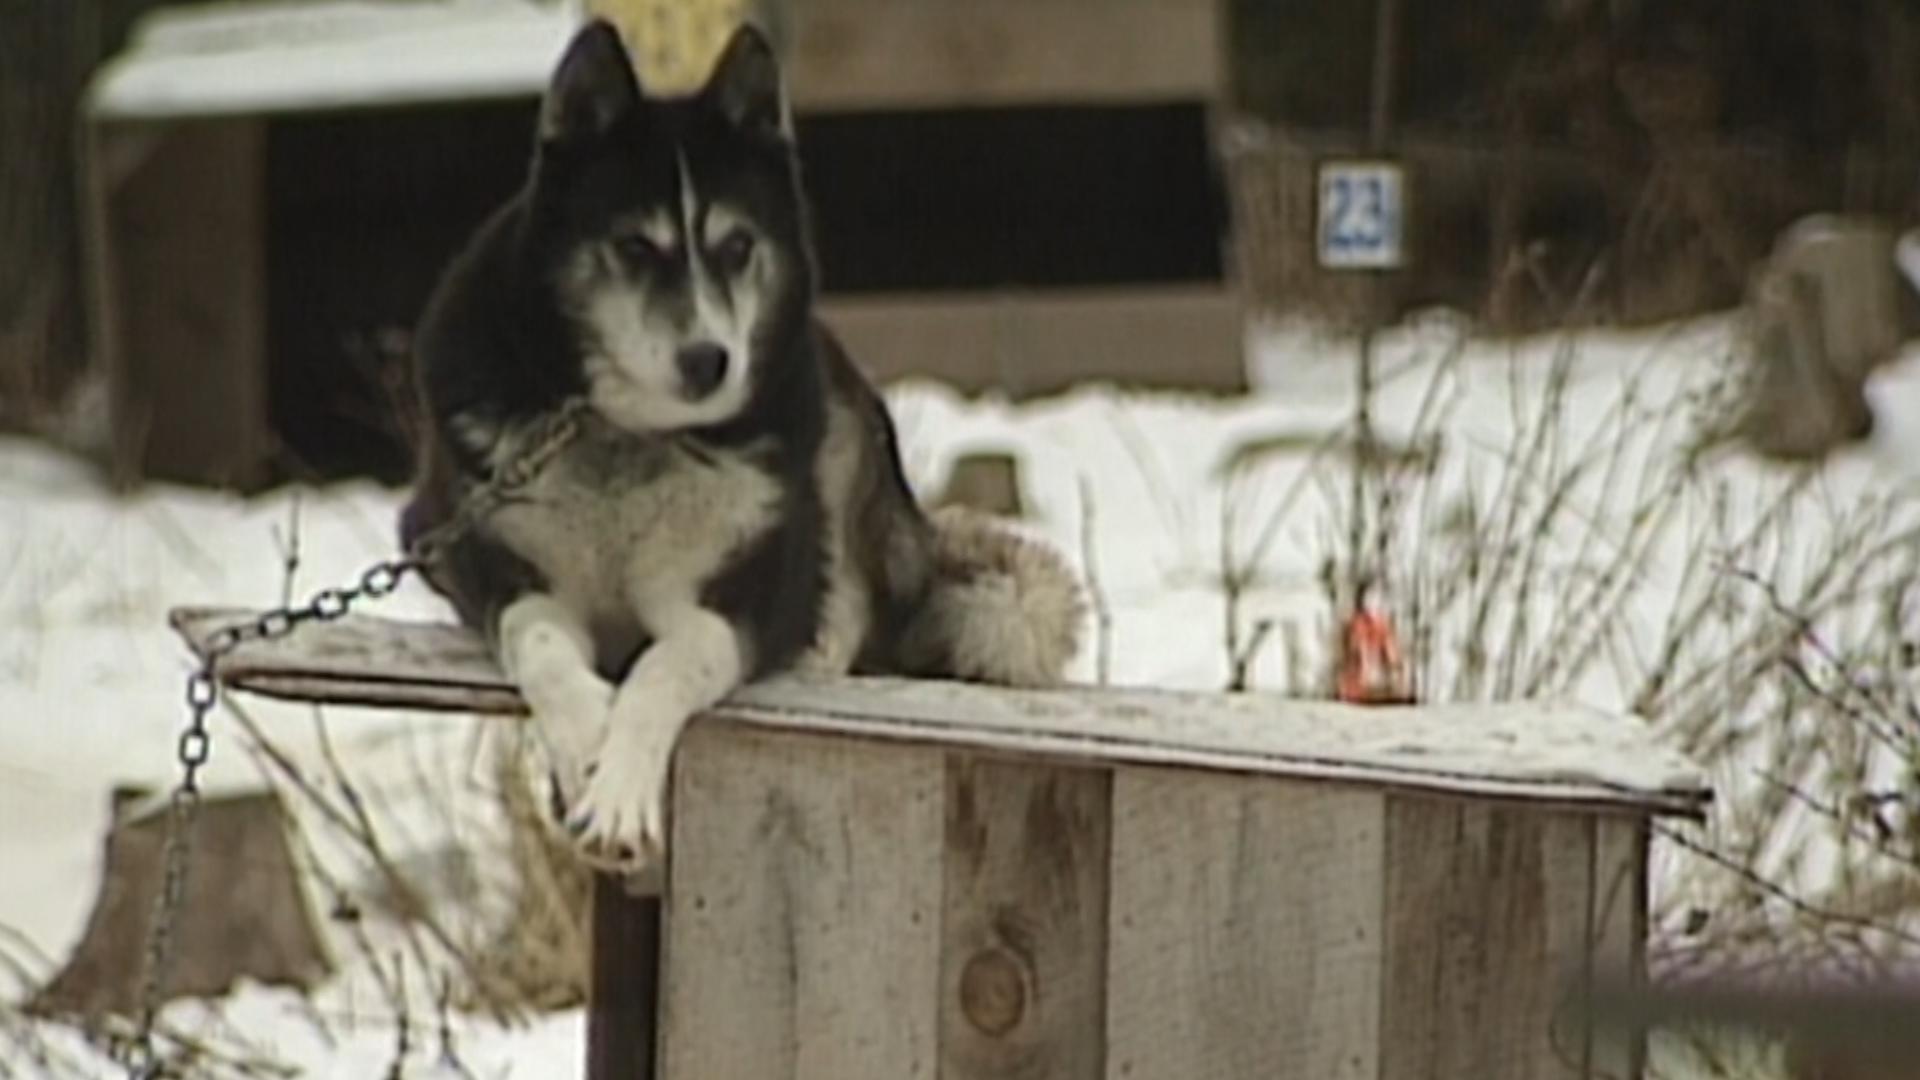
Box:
819;286;1246;399
1587;820;1646;1080
79;121;121;473
1380;798;1595;1080
1107;771;1385;1080
791;0;1224;110
660;725;944;1079
168;609;1711;817
938;758;1110;1080
170;607;523;714
102;119;270;489
587;879;660;1080
1545;815;1601;1080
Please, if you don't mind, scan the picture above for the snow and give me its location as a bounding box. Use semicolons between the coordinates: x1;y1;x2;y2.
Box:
725;675;1708;808
3;314;1917;1075
88;1;572;120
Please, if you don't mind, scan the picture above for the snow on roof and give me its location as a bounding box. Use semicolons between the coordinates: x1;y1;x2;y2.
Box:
87;0;574;120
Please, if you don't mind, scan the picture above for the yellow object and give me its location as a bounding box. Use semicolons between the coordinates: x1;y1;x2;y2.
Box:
584;0;755;93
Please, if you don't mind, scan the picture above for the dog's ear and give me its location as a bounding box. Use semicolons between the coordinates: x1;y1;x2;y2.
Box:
703;24;788;140
540;21;642;147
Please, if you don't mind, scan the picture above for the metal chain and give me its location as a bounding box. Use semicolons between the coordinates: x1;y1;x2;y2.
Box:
115;400;587;1079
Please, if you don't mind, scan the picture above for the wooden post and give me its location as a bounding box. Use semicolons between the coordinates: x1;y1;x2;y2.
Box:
0;0;99;416
587;880;660;1080
91;117;271;489
1107;774;1386;1079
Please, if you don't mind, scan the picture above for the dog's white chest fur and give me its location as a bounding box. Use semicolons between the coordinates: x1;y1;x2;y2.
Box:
485;426;780;626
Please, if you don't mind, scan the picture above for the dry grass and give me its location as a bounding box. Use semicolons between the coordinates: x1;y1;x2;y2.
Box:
459;738;593;1014
1213;316;1918;1078
0;509;597;1078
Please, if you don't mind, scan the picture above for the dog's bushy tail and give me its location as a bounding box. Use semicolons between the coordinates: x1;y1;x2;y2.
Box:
896;507;1085;688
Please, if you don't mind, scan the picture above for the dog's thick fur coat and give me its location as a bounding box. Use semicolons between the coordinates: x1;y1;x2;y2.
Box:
401;21;1083;867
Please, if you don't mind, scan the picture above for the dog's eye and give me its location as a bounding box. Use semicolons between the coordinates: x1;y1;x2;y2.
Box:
611;233;665;267
710;230;756;274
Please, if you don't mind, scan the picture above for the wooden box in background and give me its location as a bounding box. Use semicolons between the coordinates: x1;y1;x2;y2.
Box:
84;0;1241;490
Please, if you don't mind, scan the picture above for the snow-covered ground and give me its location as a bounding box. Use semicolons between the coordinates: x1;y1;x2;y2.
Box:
3;316;1918;1076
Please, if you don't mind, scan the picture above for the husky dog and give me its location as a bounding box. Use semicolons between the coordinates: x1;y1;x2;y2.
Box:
401;21;1083;867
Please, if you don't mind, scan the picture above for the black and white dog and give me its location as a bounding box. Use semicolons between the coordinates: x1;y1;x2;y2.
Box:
401;21;1083;868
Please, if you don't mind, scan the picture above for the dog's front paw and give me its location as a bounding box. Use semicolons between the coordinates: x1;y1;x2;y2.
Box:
520;673;612;809
564;725;674;872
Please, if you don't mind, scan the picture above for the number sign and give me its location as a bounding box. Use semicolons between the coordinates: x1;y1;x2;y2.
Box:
1316;160;1407;271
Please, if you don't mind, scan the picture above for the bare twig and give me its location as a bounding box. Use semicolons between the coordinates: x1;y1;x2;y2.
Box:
222;698;521;1025
1656;824;1920;954
1077;476;1114;686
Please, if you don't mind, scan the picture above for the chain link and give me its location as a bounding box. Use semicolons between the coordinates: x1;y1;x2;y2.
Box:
115;400;587;1078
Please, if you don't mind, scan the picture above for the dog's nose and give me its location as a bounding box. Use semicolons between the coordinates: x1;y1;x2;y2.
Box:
674;343;729;399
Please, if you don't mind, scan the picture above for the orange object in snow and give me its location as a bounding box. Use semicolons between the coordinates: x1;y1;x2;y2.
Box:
1337;604;1412;704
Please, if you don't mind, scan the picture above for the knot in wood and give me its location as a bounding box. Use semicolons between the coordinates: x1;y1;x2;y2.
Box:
959;947;1027;1037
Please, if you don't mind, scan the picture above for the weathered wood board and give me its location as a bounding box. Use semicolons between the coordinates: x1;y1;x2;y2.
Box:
1588;820;1649;1080
172;607;521;713
1378;800;1595;1080
170;608;1709;818
938;758;1111;1080
662;742;1660;1078
1106;773;1385;1080
662;726;945;1079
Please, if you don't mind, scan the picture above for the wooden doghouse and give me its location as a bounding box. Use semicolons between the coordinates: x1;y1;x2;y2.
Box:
173;608;1708;1079
84;0;1240;489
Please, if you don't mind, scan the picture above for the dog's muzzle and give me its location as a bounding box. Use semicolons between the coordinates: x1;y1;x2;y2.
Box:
675;343;729;400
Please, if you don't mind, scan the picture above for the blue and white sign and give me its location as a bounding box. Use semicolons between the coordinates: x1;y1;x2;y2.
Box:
1316;160;1407;270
